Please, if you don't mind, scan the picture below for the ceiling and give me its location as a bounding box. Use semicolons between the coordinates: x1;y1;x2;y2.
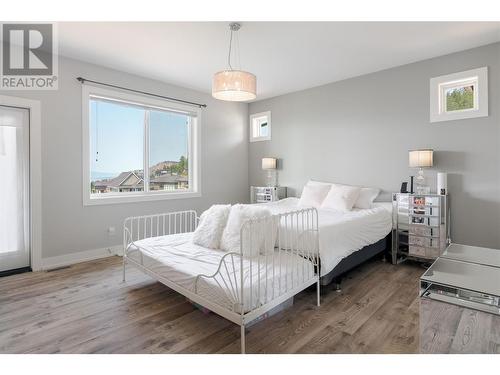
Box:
58;22;500;101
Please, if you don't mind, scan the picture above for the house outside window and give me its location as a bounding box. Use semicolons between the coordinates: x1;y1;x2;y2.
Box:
82;85;201;205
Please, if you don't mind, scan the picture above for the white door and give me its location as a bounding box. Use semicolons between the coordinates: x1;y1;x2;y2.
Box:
0;105;30;272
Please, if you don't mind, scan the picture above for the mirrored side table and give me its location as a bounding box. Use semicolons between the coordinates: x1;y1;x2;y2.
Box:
250;186;287;204
420;243;500;353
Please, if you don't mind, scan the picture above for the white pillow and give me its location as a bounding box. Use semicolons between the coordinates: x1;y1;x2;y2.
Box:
307;180;380;209
354;187;380;209
321;184;361;212
306;180;332;187
192;204;231;249
298;184;331;208
220;204;272;257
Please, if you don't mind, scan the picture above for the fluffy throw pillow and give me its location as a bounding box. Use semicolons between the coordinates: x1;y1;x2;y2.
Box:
298;184;331;208
321;184;361;212
220;204;272;257
192;204;231;249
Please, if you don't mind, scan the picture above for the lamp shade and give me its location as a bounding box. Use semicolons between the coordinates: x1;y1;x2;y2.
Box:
212;70;256;102
409;149;433;168
262;157;277;170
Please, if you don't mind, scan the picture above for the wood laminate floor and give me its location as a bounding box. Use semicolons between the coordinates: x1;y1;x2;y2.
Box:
0;256;424;354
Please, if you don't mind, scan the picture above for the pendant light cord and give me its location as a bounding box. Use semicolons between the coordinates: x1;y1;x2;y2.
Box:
236;30;241;69
227;28;234;70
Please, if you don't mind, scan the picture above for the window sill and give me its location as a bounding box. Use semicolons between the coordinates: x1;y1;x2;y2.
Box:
250;136;271;142
83;191;202;206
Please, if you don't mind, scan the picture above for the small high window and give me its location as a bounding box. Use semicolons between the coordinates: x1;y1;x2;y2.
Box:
430;67;488;123
249;111;271;142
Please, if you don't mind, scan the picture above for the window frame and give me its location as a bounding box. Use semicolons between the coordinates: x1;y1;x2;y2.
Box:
430;67;488;123
249;111;271;142
82;84;201;206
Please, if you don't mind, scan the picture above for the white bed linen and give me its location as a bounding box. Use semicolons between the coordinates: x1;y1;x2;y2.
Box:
127;232;314;313
262;198;392;276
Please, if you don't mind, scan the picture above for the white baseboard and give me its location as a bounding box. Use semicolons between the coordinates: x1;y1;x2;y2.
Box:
40;245;123;271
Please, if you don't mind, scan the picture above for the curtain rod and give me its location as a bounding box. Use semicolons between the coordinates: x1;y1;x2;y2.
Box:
76;77;207;108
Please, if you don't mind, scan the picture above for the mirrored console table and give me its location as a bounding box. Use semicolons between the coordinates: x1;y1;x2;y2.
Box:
420;243;500;353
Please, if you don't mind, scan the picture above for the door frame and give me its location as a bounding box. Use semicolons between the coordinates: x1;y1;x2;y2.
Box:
0;95;42;271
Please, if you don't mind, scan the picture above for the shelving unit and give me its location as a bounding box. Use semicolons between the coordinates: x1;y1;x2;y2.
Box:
392;193;450;264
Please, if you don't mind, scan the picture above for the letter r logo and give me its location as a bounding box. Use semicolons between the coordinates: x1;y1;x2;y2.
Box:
2;24;53;76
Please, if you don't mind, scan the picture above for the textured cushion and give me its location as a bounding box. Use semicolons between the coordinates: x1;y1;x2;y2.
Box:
220;204;272;257
354;187;380;209
321;184;361;212
298;184;331;208
192;204;231;249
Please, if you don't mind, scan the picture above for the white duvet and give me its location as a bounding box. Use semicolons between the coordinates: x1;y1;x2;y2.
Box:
261;198;392;276
127;198;391;312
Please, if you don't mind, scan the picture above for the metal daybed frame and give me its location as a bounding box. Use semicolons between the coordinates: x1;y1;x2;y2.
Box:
122;208;320;354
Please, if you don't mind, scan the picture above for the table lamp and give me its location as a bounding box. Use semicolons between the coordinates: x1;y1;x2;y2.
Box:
262;157;277;187
409;149;433;194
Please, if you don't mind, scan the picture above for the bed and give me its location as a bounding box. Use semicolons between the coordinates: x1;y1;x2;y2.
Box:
122;208;320;353
261;197;393;286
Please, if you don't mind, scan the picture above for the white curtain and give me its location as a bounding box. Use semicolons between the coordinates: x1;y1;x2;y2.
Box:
0;107;28;255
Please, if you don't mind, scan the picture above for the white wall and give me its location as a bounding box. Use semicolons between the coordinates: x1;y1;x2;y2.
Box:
249;42;500;249
0;56;249;262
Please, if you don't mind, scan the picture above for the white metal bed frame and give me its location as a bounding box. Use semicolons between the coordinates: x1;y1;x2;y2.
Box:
122;208;320;353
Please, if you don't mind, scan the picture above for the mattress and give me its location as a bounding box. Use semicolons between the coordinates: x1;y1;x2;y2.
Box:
262;198;392;276
127;232;315;313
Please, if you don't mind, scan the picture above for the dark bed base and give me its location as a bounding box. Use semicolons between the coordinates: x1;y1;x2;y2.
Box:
320;234;391;287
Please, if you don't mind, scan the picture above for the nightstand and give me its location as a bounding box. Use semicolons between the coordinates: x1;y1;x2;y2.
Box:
392;193;450;264
250;186;287;204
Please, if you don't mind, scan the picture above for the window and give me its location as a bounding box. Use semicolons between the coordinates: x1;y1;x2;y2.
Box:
82;85;200;205
249;111;271;142
444;83;474;112
430;67;488;123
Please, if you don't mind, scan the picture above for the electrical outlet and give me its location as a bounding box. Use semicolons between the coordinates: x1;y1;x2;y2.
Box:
108;226;116;236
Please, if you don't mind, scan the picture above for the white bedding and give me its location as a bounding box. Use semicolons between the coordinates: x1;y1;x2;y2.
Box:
127;232;314;313
261;197;392;276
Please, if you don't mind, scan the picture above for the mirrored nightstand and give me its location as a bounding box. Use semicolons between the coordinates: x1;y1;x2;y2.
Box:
250;186;287;204
392;193;450;264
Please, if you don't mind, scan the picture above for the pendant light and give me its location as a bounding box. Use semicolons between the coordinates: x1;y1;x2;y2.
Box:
212;23;256;102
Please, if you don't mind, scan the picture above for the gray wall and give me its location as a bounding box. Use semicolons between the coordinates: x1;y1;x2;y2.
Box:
249;42;500;249
0;56;249;259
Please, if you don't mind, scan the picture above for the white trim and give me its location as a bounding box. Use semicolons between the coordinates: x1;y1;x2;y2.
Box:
81;84;202;206
84;190;202;206
249;111;271;142
0;95;42;271
430;67;488;123
41;245;122;271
